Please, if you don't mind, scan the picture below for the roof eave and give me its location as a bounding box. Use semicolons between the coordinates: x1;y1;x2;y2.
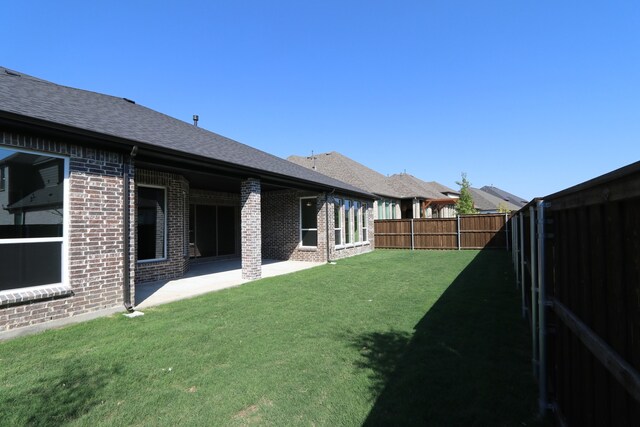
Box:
0;111;374;199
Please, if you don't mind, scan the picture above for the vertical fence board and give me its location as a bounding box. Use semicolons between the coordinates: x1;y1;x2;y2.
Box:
375;214;508;250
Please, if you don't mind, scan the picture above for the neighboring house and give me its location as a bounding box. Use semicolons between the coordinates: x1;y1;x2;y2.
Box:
468;187;520;213
480;185;528;208
387;173;459;218
0;67;376;332
287;151;403;219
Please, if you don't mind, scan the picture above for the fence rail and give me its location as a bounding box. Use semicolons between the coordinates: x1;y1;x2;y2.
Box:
511;160;640;426
375;214;509;250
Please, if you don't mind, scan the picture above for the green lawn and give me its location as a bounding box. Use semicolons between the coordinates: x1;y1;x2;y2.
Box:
0;250;544;426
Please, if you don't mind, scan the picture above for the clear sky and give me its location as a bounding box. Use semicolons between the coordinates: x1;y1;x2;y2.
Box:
4;1;639;200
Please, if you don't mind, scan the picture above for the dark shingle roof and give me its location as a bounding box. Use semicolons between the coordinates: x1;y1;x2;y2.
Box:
480;185;528;208
0;67;372;198
287;151;400;198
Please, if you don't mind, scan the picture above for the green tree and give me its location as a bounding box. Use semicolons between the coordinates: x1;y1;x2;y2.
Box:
455;172;477;214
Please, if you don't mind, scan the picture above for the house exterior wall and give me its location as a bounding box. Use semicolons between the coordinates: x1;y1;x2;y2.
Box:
262;189;327;263
0;131;134;332
134;169;189;285
262;190;374;263
241;178;262;279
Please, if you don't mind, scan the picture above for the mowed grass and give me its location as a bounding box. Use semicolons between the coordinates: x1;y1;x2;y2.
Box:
0;250;544;426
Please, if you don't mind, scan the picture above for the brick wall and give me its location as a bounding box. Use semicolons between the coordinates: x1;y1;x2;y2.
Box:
134;169;189;285
0;131;133;332
261;190;374;263
241;178;261;279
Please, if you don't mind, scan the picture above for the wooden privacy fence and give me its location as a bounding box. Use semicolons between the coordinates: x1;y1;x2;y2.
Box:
512;161;640;426
375;214;509;250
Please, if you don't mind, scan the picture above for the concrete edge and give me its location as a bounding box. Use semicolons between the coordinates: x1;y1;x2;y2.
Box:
0;305;125;342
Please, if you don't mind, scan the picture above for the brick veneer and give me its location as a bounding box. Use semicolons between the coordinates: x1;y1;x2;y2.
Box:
0;131;134;332
241;178;261;279
262;190;374;263
134;169;190;286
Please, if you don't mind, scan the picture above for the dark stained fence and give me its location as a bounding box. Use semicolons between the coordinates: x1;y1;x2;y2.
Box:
375;214;509;250
512;160;640;426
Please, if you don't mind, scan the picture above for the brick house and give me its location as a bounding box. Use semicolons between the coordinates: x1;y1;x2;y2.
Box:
0;67;374;332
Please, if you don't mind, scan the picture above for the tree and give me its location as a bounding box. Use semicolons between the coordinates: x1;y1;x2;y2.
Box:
455;172;477;214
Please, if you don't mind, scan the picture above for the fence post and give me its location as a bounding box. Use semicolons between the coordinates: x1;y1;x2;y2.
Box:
514;215;519;289
505;212;509;251
529;206;538;377
456;215;461;250
519;213;526;318
537;200;548;416
410;219;414;250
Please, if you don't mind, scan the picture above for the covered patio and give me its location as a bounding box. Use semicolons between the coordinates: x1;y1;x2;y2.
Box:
134;259;324;309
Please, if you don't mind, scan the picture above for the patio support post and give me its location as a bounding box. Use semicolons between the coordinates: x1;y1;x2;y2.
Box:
241;178;262;280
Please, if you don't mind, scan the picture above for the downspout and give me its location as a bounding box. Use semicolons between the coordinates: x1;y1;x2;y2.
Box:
122;145;137;312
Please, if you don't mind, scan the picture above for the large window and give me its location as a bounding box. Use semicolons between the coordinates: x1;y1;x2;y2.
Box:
344;199;352;244
334;199;343;246
353;201;361;242
300;197;317;247
137;186;166;261
0;147;66;291
362;203;368;242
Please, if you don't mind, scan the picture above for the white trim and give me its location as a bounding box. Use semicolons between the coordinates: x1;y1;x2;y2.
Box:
0;146;69;291
0;237;63;244
299;196;318;248
136;184;168;262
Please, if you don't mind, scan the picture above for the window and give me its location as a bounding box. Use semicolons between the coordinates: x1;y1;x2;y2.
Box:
138;186;166;261
334;199;343;246
344;199;352;244
0;147;66;291
377;199;383;219
385;200;391;219
362;203;368;242
300;197;317;247
391;201;397;219
353;201;361;243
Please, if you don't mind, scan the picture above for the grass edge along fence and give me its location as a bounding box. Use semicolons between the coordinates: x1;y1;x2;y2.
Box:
511;160;640;426
375;213;510;250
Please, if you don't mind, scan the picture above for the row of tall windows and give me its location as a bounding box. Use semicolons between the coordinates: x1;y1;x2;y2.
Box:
334;199;368;247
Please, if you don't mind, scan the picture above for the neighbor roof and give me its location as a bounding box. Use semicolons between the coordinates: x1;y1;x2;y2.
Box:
287;151;400;198
387;173;451;199
0;67;372;198
469;188;520;212
480;185;528;208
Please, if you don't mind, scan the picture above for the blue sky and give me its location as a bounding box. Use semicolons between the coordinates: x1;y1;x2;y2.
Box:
4;1;640;200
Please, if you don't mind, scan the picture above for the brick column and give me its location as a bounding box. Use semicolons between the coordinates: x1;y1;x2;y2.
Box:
241;178;262;280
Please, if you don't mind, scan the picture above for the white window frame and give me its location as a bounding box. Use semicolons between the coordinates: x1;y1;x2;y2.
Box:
353;201;362;245
299;196;318;248
362;202;369;243
334;198;344;248
137;184;168;263
0;146;69;294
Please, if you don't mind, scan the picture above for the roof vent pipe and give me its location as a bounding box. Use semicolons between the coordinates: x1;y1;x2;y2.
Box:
193;115;199;126
312;150;316;170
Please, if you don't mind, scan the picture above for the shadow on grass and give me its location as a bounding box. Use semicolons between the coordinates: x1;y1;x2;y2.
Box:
351;251;542;426
2;361;122;426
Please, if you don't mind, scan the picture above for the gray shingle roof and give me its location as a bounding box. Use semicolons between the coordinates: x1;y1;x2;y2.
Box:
480;185;528;208
469;187;520;212
0;67;372;198
387;174;447;199
287;151;400;198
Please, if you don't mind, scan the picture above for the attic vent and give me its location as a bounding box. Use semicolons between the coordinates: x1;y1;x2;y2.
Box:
4;69;20;77
123;98;136;104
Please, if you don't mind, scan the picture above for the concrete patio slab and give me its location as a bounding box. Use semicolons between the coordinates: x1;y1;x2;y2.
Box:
134;259;323;309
